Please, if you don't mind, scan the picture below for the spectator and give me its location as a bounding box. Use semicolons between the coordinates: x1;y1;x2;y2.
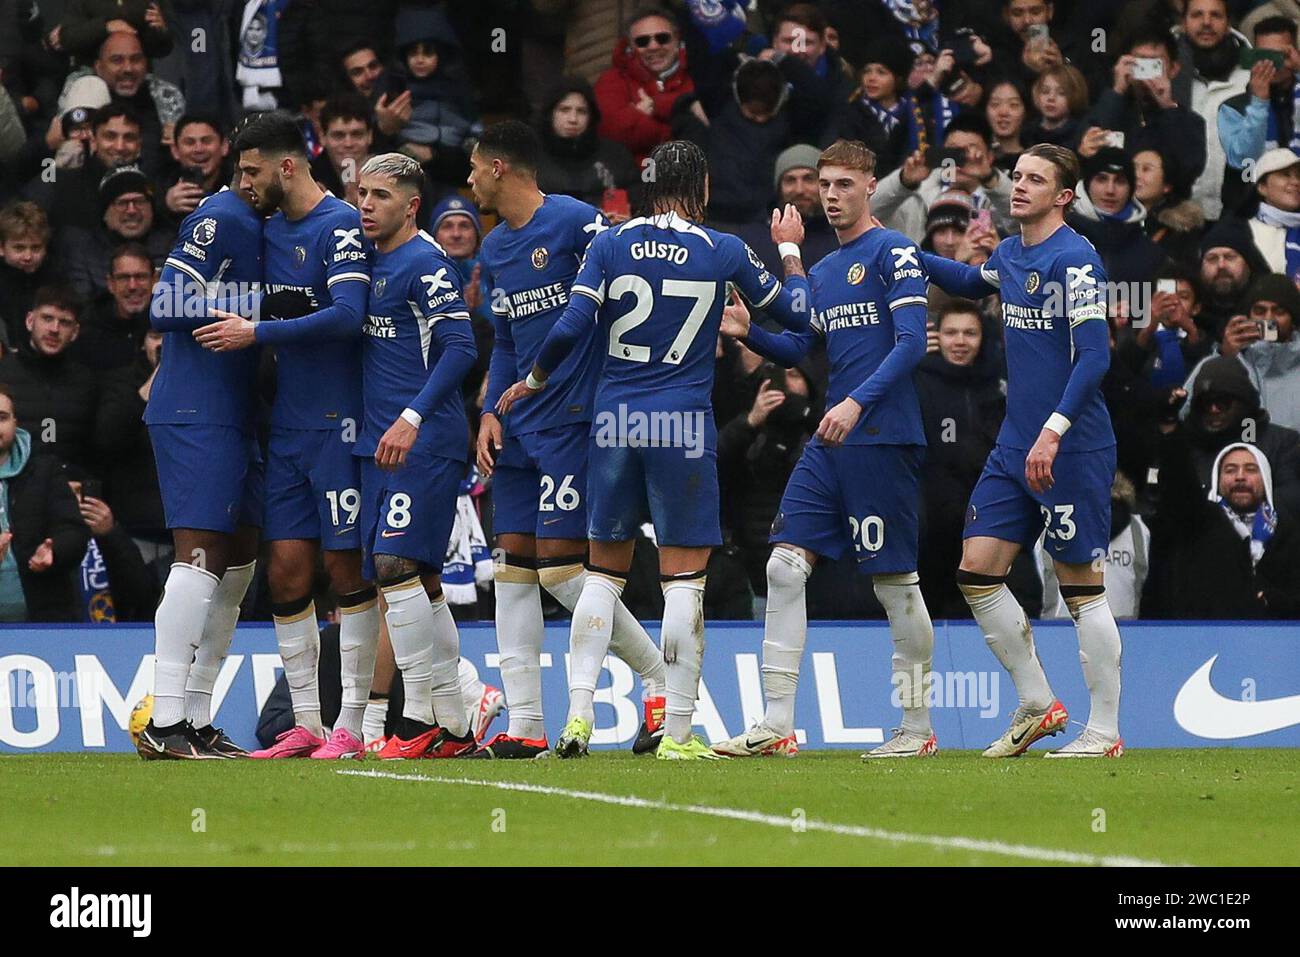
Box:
0;385;90;622
157;114;229;225
1219;16;1300;213
67;243;154;373
1134;146;1205;266
428;196;490;394
1171;0;1251;221
761;3;854;145
1118;264;1213;389
991;0;1067;87
1246;147;1300;280
0;201;57;347
1208;274;1300;432
234;0;283;113
339;40;388;102
58;1;175;62
874;112;1013;243
922;189;974;259
829;39;911;176
1039;471;1149;619
594;5;695;163
1145;430;1300;618
719;144;838;273
1081;30;1207;187
0;286;98;469
534;78;638;212
62;463;161;622
676;57;792;224
277;1;397;113
1021;64;1089;150
56;30;185;173
24;103;144;231
309;94;374;206
985;76;1028;171
94;327;168;569
391;3;480;183
58;164;170;301
717;362;819;596
1175;353;1300;514
1068;147;1167;285
1196;219;1268;338
915;299;1006;618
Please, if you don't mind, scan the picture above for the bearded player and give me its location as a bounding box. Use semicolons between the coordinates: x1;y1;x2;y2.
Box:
920;143;1123;758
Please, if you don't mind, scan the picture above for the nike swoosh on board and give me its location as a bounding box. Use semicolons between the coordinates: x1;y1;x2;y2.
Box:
1173;654;1300;739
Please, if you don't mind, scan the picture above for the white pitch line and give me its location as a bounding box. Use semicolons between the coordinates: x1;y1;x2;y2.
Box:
337;769;1178;867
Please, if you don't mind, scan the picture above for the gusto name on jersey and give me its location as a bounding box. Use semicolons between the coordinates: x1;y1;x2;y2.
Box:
629;241;689;264
818;300;881;332
503;281;569;319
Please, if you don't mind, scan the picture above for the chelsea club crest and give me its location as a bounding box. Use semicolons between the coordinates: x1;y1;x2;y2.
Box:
847;262;865;285
531;247;549;269
294;245;307;267
1025;270;1041;294
374;277;386;297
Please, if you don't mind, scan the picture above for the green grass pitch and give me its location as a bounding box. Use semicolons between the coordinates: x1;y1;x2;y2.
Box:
2;750;1295;866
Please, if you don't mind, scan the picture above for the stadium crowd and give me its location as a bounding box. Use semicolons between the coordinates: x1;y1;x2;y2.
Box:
1;0;1298;625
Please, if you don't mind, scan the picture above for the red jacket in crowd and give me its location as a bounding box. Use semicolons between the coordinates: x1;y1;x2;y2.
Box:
594;40;695;164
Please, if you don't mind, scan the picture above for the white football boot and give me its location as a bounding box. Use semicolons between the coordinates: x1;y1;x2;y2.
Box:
1045;726;1124;758
862;728;938;759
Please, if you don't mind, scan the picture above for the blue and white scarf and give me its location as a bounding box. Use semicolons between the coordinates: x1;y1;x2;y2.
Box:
1255;201;1300;284
885;0;941;50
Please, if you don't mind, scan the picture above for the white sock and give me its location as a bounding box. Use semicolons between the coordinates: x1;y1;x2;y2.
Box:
429;595;468;736
458;656;485;731
495;566;546;740
273;600;323;737
1068;593;1123;738
382;578;436;725
761;548;810;736
184;560;254;728
362;698;388;743
337;591;381;739
662;576;706;744
152;563;220;727
873;572;934;736
558;570;622;725
960;580;1053;711
542;561;664;699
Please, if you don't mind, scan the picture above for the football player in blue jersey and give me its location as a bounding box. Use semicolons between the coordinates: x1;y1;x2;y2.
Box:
353;153;482;759
497;141;813;760
137;166;265;760
920;143;1124;758
193;112;380;759
709;139;940;760
468;121;667;760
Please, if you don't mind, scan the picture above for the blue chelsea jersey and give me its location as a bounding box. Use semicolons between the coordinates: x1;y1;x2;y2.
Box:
806;226;928;446
479;193;609;436
359;231;472;460
261;193;370;430
979;225;1115;452
146;188;262;429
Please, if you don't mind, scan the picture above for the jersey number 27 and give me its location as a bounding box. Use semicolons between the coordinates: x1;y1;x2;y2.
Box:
607;276;715;365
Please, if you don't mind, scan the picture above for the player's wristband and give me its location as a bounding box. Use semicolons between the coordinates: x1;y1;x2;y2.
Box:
1043;412;1071;438
400;408;423;428
778;242;802;261
525;370;547;390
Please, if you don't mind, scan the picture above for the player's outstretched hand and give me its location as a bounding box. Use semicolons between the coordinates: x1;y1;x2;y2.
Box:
476;413;503;478
496;378;544;416
1025;427;1060;493
376;418;418;471
194;310;256;351
720;287;751;339
771;203;805;247
816;397;862;447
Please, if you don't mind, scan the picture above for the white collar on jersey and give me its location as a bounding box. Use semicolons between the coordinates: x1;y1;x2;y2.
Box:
615;211;713;246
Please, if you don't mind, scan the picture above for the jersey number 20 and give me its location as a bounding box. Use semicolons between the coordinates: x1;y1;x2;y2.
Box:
607;276;715;364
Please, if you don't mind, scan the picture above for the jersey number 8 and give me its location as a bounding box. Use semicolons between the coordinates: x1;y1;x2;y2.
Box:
607;276;716;364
